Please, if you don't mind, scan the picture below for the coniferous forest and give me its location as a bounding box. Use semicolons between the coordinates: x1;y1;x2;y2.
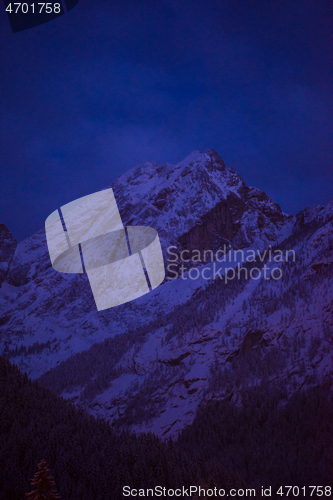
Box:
0;356;243;499
1;355;333;499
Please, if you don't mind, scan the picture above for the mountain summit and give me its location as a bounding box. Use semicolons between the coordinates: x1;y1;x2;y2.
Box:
112;149;292;255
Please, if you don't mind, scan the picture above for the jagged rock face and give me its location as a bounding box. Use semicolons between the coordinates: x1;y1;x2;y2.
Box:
7;229;53;287
0;224;17;285
177;185;290;255
0;149;332;440
178;192;244;253
293;202;333;234
111;150;246;244
111;149;292;266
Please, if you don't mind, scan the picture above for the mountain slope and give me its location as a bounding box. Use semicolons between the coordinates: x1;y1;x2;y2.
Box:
38;210;333;437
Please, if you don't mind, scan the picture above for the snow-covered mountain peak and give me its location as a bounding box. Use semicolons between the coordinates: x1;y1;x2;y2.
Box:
1;149;332;440
173;149;242;185
110;150;248;243
174;149;207;167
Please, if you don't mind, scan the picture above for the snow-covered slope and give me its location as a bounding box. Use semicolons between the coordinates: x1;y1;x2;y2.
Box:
0;150;332;438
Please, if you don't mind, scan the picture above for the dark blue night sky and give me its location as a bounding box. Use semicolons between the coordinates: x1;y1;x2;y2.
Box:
0;0;332;242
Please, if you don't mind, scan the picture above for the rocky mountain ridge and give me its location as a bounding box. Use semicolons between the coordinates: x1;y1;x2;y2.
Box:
0;149;332;438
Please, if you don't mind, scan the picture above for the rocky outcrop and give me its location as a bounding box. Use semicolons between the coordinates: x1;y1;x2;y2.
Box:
177;184;290;255
241;330;265;352
0;224;17;285
178;192;244;254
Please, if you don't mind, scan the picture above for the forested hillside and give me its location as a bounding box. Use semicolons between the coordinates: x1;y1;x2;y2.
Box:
2;357;333;499
179;378;333;495
0;356;243;499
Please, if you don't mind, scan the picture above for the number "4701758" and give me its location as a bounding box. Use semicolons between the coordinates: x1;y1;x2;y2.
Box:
5;3;61;14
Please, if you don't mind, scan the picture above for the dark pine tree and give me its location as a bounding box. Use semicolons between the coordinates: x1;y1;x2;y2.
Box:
26;459;60;500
